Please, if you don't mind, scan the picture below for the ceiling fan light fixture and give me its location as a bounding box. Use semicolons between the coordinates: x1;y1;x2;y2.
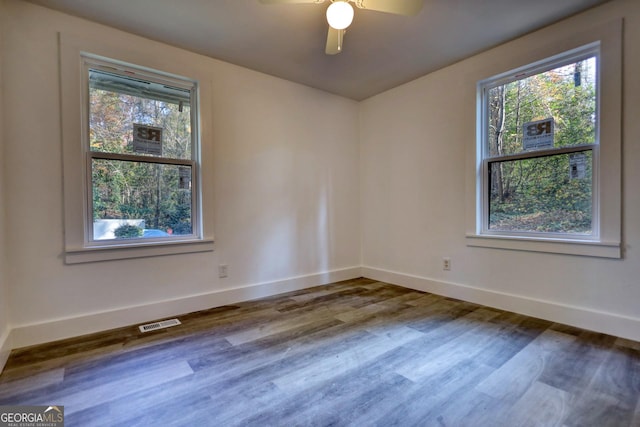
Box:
326;1;354;30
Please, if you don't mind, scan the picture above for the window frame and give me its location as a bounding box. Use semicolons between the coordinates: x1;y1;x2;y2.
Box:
478;43;600;241
466;19;622;259
60;33;214;264
82;56;201;246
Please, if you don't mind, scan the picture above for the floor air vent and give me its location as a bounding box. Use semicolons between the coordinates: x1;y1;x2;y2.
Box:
138;318;181;333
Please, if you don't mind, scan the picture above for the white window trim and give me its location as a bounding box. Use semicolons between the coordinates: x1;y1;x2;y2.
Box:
466;19;622;259
82;56;201;246
60;33;214;264
479;43;600;240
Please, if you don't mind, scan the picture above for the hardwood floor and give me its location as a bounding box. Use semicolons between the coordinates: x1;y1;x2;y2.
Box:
1;278;639;426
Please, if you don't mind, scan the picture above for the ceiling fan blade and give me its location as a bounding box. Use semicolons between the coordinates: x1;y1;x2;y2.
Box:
355;0;424;16
259;0;325;4
325;27;344;55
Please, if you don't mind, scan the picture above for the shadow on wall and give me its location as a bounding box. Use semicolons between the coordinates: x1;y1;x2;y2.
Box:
252;167;334;283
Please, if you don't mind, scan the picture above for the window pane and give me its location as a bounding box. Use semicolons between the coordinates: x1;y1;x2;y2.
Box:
488;151;592;234
487;56;596;157
92;159;193;240
89;69;192;160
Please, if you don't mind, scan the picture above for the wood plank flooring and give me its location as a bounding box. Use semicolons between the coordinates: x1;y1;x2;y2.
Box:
1;278;639;426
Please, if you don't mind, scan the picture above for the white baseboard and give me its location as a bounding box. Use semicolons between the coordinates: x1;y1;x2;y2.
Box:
362;266;640;342
0;327;11;374
9;266;362;349
8;264;638;352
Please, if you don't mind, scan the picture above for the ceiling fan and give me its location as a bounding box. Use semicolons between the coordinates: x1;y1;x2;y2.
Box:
259;0;425;55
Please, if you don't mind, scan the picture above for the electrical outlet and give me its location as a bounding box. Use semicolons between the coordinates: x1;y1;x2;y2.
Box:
218;264;228;278
442;257;451;271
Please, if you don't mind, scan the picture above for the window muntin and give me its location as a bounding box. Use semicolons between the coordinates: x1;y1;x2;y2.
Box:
479;44;599;238
85;58;200;244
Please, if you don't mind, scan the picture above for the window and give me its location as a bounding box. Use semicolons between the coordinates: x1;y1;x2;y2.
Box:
60;33;214;264
467;19;622;259
479;44;599;239
85;57;199;243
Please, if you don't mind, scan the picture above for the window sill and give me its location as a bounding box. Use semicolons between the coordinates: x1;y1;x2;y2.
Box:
465;234;620;259
65;239;215;264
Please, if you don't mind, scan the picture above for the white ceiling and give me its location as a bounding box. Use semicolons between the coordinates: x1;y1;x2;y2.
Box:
28;0;611;100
